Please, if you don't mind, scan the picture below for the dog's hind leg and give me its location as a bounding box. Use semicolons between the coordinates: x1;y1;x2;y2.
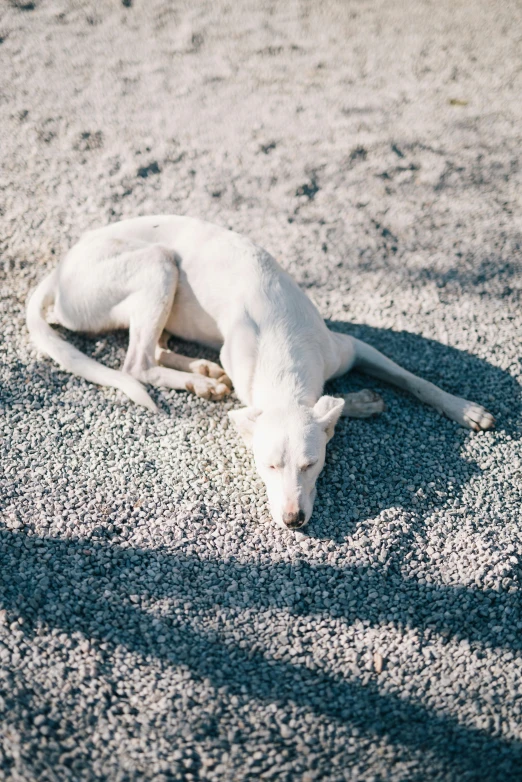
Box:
122;250;230;401
349;336;494;431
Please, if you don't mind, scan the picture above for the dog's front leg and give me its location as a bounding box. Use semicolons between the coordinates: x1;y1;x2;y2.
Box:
219;316;259;406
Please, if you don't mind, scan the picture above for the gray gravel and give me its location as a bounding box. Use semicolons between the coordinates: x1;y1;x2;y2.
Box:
1;0;522;780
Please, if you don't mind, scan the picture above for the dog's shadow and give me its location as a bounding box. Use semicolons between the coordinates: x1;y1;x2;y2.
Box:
17;319;519;546
304;320;520;542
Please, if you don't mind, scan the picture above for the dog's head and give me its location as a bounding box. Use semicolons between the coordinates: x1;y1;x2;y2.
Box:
228;396;344;529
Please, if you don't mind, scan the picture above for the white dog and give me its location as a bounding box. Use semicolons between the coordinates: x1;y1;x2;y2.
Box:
27;215;494;529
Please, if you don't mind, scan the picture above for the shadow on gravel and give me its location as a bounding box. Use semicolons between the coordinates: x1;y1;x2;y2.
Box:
348;250;522;305
326;320;519;435
2;326;225;415
2;528;522;778
9;320;520;548
294;320;522;541
13;317;519;434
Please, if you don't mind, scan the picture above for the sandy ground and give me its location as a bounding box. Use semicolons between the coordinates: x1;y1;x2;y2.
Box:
1;1;522;780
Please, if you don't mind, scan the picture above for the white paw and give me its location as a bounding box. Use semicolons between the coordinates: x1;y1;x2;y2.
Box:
188;359;232;387
461;402;495;432
341;389;386;418
185;375;231;401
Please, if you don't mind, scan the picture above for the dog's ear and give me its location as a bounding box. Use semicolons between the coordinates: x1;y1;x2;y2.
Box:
313;395;345;440
228;407;262;447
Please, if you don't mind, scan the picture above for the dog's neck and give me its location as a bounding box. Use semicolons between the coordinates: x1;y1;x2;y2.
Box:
251;371;313;410
248;331;324;410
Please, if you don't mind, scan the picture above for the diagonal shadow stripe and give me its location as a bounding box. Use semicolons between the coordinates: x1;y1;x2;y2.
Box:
5;528;520;652
1;528;521;779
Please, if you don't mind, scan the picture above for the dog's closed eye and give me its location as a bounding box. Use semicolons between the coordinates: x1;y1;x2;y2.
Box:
300;462;317;472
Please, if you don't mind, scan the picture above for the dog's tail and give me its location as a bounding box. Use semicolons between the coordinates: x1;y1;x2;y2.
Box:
26;271;157;412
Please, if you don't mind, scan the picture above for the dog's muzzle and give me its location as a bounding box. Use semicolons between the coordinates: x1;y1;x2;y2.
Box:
283;510;306;529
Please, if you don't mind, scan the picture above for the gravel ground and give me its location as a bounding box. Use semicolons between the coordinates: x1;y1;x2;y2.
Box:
1;1;522;780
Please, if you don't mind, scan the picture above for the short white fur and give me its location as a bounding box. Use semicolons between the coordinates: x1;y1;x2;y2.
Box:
26;215;494;528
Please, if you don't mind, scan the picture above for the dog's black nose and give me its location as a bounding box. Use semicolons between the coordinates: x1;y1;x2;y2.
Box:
283;510;306;529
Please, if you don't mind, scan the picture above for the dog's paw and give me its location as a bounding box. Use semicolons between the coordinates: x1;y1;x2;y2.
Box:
341;389;386;418
461;402;495;432
189;359;232;387
185;375;231;401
